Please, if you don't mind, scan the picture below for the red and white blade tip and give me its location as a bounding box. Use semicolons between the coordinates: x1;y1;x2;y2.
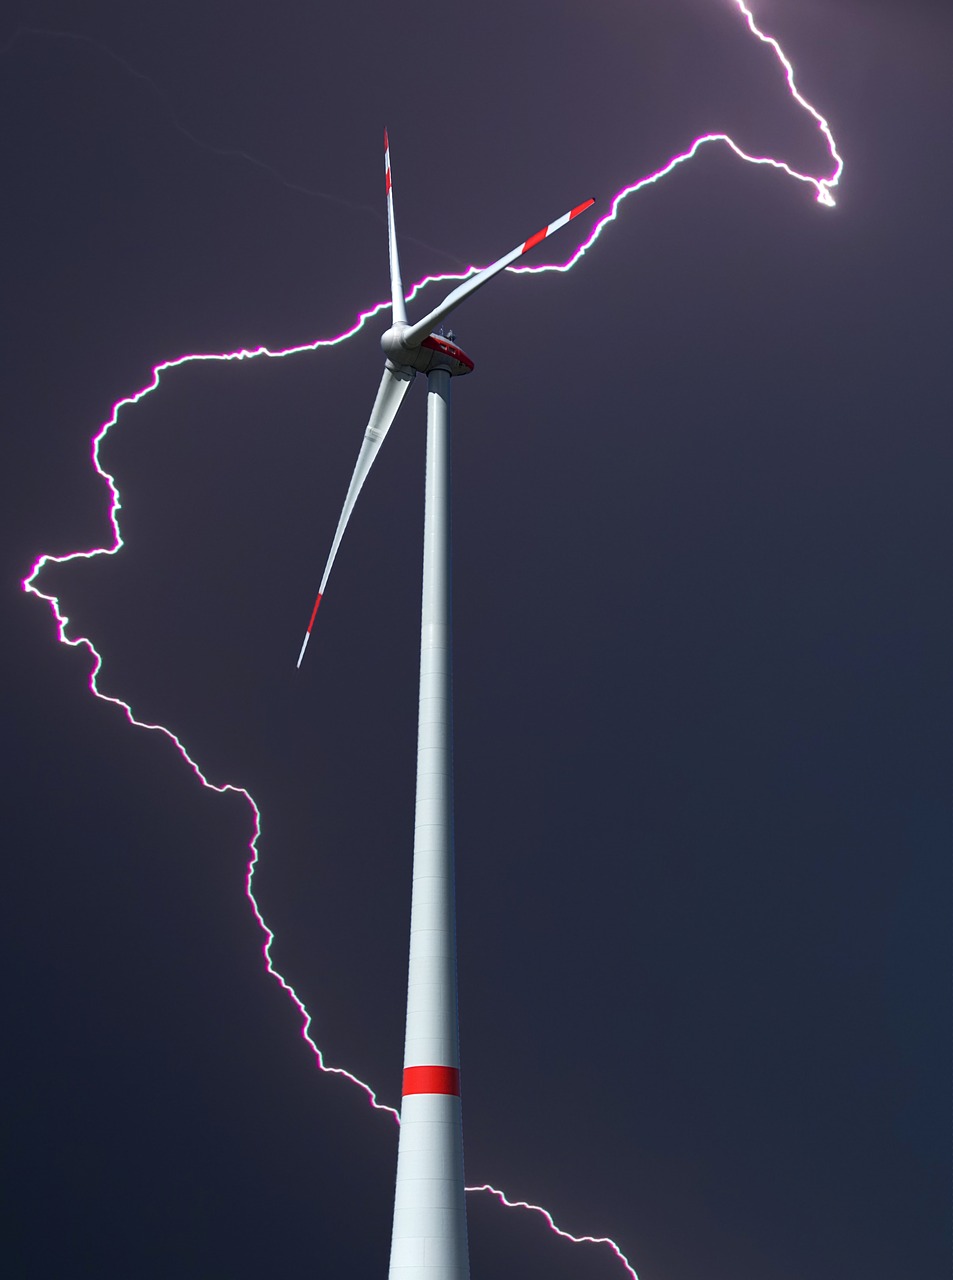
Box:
296;592;323;668
521;198;595;255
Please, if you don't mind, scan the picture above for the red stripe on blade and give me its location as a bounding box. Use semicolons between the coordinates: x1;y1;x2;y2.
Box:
570;197;596;220
522;226;549;254
306;592;323;632
402;1065;461;1096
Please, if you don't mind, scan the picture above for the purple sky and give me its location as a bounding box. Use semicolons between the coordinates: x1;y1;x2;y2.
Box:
4;2;949;1277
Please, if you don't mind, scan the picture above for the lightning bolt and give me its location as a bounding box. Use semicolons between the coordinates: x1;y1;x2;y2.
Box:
21;3;841;1276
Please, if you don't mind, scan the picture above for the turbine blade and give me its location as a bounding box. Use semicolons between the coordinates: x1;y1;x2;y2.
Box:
385;129;407;326
297;363;414;667
402;197;595;347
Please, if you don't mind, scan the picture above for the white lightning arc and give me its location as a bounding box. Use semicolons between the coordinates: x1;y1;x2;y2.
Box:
21;3;842;1275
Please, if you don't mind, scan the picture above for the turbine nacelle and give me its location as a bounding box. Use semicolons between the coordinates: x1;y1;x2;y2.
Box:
382;323;474;377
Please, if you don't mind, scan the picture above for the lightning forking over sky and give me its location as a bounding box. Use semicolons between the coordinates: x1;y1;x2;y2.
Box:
21;3;842;1275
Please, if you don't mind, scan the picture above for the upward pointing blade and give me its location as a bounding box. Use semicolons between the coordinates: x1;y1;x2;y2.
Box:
401;197;595;347
297;363;414;667
384;129;407;326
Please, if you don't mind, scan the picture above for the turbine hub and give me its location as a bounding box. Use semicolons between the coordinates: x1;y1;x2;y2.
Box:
382;323;474;377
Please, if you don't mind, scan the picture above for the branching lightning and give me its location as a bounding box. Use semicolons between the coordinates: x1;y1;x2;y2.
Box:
21;3;840;1275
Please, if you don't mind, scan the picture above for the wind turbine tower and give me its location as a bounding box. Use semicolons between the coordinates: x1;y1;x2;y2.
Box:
298;132;593;1279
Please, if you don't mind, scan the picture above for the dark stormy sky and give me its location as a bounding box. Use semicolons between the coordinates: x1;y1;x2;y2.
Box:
3;2;949;1277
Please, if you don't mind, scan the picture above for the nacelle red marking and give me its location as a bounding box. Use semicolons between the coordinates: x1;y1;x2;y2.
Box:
419;334;474;376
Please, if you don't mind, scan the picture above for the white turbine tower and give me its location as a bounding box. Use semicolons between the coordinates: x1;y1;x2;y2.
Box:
298;131;593;1280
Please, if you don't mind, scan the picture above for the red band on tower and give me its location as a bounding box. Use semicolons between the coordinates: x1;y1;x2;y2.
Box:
402;1065;461;1096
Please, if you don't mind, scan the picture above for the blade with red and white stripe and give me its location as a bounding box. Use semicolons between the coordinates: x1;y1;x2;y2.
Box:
384;128;407;326
296;362;414;667
401;197;595;348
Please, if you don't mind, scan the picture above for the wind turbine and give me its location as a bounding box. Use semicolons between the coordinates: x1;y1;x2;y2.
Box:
298;131;593;1280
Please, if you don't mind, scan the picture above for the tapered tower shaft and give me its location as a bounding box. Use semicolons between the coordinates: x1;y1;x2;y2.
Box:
388;366;469;1280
